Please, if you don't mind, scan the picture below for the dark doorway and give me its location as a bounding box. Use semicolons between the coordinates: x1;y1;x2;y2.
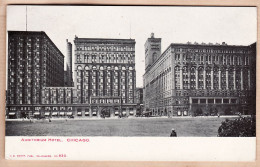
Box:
224;108;232;115
101;108;111;117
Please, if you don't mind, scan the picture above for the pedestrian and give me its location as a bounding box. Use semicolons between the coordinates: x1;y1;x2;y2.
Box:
170;128;177;137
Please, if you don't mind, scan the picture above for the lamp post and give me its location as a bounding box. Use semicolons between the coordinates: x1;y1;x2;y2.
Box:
120;92;123;117
89;90;92;116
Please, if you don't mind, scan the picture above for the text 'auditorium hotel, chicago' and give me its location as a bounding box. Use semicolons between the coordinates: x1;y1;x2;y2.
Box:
143;33;256;117
6;31;137;118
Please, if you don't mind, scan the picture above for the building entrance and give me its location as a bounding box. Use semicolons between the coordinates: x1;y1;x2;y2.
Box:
101;107;111;117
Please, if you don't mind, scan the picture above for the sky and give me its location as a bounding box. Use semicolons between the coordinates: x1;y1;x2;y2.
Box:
7;6;257;87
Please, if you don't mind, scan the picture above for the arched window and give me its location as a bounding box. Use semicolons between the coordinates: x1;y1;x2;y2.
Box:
228;68;234;90
174;66;180;89
221;68;227;90
235;68;241;90
77;66;82;70
198;67;204;89
85;66;89;70
213;67;219;89
206;67;211;89
152;52;157;63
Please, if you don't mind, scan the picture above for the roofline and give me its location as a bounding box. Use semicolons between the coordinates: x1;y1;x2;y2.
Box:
8;31;65;58
170;42;256;48
144;41;256;76
74;37;136;44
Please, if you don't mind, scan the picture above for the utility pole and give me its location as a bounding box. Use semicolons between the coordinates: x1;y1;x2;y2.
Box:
120;93;122;117
129;21;131;39
26;6;27;31
89;90;92;116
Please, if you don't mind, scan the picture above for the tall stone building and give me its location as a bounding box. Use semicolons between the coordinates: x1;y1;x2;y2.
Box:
6;31;65;118
72;36;137;117
143;33;256;116
6;32;138;118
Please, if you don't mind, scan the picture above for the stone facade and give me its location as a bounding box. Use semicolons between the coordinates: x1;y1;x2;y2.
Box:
71;37;137;117
6;33;138;118
6;31;65;106
143;33;256;116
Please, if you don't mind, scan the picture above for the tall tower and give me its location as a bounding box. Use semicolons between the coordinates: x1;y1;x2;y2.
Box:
144;33;161;71
66;39;73;86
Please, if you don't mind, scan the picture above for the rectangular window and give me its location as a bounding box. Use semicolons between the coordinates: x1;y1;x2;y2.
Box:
192;99;198;104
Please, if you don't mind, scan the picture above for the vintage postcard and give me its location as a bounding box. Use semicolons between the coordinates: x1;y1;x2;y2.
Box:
5;5;256;161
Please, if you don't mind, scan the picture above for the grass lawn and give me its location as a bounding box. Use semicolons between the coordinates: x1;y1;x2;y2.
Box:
5;117;237;137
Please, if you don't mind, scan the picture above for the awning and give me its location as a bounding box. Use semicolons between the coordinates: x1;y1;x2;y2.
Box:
85;112;89;115
115;111;119;114
92;112;97;115
60;112;65;115
8;112;16;115
130;111;134;114
122;111;126;114
44;112;50;116
67;112;73;115
52;112;58;116
34;112;40;115
77;112;82;115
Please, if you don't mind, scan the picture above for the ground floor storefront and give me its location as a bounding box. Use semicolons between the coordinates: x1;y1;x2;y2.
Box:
148;97;255;117
6;104;137;119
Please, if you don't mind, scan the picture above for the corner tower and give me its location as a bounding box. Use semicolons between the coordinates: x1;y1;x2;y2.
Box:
144;33;161;71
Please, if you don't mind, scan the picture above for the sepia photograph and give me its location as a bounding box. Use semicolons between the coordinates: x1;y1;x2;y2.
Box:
5;5;256;138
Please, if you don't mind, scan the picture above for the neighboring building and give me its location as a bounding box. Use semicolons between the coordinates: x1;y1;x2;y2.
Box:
135;87;144;115
6;32;138;118
135;87;143;104
71;36;137;117
143;33;256;116
6;31;65;118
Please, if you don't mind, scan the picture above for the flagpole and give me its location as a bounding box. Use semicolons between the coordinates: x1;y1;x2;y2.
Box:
26;6;27;31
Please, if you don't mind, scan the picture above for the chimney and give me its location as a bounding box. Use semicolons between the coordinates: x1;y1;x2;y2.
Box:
151;33;154;38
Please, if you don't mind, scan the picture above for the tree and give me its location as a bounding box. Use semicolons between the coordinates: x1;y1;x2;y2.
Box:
218;117;256;137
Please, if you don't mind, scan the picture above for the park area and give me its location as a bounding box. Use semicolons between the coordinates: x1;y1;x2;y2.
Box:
5;116;242;137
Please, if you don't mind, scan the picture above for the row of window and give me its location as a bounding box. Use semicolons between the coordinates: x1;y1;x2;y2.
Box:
76;65;134;71
76;45;134;52
76;54;134;64
174;54;250;66
173;47;249;54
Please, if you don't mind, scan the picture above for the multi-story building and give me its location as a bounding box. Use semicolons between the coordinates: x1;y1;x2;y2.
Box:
6;31;65;118
143;33;256;116
7;32;138;118
71;36;137;117
135;87;144;115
